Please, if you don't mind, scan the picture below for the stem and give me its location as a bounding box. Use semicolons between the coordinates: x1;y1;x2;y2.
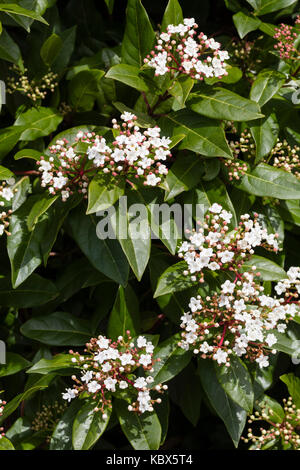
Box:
141;92;153;116
14;170;40;176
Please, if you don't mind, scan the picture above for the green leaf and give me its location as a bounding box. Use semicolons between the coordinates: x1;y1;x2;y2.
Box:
246;0;297;15
250;70;286;107
50;400;83;450
0;126;26;161
0;29;22;66
198;359;247;447
164;152;204;201
104;0;114;14
185;178;237;229
0;375;54;423
115;399;161;450
255;395;284;423
168;363;202;426
27;194;59;230
232;11;261;38
26;354;75;375
121;0;155;67
169;76;194;111
7;196;77;287
161;0;183;30
110;192;151;281
241;255;286;281
106;64;149;92
188;87;263;121
149;334;192;386
72;400;111;450
51;26;77;74
14;148;42;161
0;3;48;24
67;205;129;286
87;176;124;214
233;163;300;199
278;199;300;226
107;285;140;340
215;356;254;413
159;110;232;159
0;165;14;180
20;312;93;346
0;352;30;378
133;186;180;255
280;373;300;408
68;69;105;112
250;112;279;162
154;261;195;298
14;107;62;141
40;33;63;67
0;274;58;307
0;437;15;450
113;101;156;127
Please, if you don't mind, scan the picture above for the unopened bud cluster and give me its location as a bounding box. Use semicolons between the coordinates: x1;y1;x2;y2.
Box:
62;332;167;418
243;397;300;450
144;18;229;79
0;397;6;439
37;113;172;201
31;401;67;443
0;178;18;236
230;39;261;78
7;65;58;102
273;16;300;60
266;139;300;180
224;129;254;180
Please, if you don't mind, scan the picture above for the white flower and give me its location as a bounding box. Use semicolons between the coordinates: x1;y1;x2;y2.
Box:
146;173;161;186
62;388;77;402
134;377;147;388
97;336;110;349
102;362;112;372
121;111;135;122
81;370;93;383
119;381;128;389
219;250;234;264
189;296;202;312
256;355;269;369
139;354;152;366
120;353;133;366
209;203;222;214
265;333;277;347
221;280;235;294
104;377;117;392
213;349;228;364
137;336;147;348
88;380;101;393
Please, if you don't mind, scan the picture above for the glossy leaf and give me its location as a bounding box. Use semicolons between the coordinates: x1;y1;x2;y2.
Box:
115;399;161;450
188;88;263;121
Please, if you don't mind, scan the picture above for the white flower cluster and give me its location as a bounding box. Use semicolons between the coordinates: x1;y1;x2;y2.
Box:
178;203;279;283
37;113;172;201
62;333;167;417
0;178;17;237
179;268;298;368
144;18;229;79
275;267;300;297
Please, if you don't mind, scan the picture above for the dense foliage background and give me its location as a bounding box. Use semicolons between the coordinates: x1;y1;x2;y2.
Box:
0;0;299;451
